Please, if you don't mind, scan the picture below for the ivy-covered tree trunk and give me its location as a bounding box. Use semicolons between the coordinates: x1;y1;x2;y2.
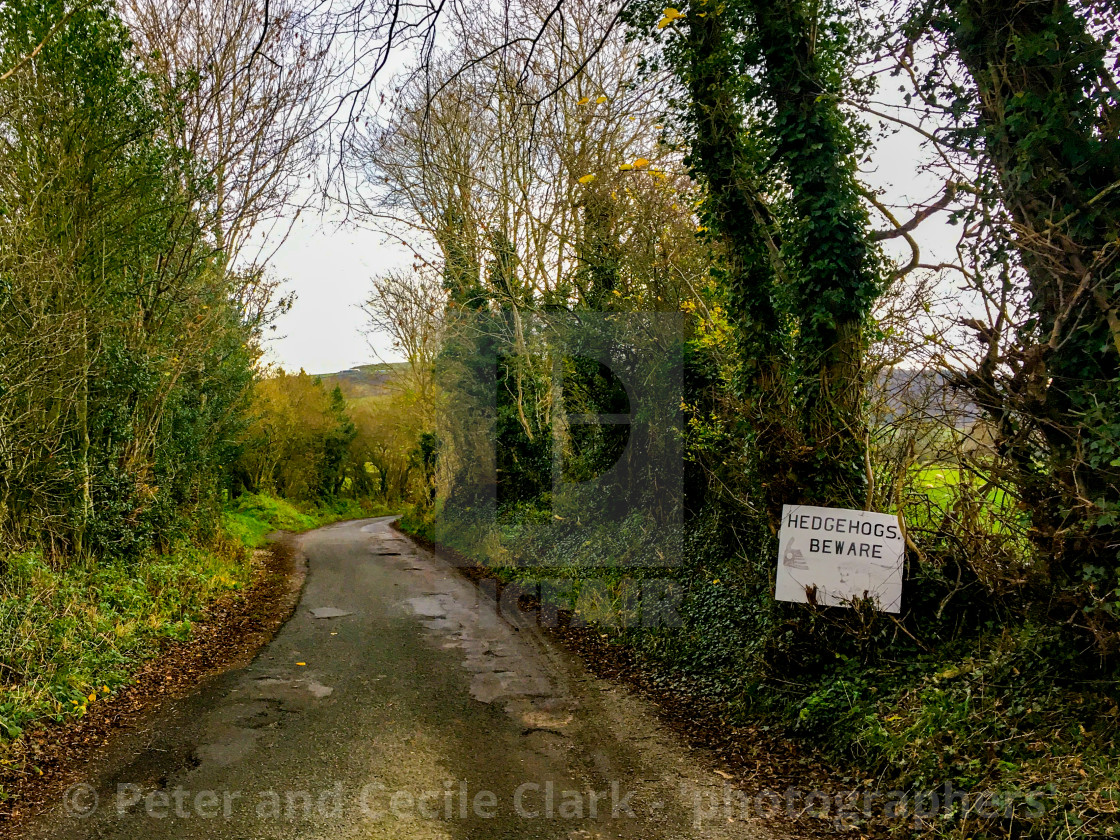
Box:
681;1;879;518
437;163;485;311
939;0;1120;651
575;187;623;310
748;0;879;509
684;9;793;522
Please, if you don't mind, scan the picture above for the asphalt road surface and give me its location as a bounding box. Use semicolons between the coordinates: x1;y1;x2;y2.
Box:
26;517;778;840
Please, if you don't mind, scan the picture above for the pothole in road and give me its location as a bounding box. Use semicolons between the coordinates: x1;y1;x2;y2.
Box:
304;679;334;699
248;675;335;701
407;595;450;618
237;699;285;730
522;727;570;756
150;752;203;793
397;555;571;729
506;696;575;731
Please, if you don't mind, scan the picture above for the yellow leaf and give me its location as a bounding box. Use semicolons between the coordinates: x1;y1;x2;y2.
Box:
101;685;109;693
936;663;974;680
578;173;596;184
886;715;902;721
655;124;664;129
632;158;650;168
596;95;608;104
88;692;96;703
578;96;590;105
619;163;634;171
296;662;307;666
657;6;684;27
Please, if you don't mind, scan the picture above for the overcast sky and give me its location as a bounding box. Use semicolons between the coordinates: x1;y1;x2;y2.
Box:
260;69;961;377
258;213;408;374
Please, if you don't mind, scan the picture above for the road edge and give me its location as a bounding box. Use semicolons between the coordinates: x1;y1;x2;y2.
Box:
0;534;309;836
392;521;837;840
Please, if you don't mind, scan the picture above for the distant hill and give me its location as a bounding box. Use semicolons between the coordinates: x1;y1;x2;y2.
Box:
314;363;408;400
315;362;982;437
876;367;981;429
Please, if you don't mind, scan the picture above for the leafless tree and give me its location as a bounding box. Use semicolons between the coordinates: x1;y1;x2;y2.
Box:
123;0;338;263
362;267;445;421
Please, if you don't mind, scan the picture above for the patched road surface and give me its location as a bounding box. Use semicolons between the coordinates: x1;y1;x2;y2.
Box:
26;517;778;840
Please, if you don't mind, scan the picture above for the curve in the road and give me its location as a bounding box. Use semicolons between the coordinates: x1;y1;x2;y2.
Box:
27;517;778;840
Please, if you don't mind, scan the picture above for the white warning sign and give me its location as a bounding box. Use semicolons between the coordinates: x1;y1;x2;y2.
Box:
775;504;904;613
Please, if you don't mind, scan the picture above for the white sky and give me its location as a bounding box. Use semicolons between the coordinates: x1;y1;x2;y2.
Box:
260;213;408;374
260;44;962;376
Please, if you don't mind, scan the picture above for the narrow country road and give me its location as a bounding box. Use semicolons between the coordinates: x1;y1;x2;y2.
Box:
26;518;778;840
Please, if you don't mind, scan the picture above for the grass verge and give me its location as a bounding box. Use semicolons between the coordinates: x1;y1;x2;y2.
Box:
221;492;393;548
0;534;251;750
0;492;391;800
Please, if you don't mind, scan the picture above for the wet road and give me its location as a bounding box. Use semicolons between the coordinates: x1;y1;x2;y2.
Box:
26;517;777;839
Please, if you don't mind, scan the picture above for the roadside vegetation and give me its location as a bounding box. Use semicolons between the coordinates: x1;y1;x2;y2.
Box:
222;493;387;549
2;0;1118;837
0;0;398;793
0;539;249;746
0;485;388;764
358;1;1120;837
